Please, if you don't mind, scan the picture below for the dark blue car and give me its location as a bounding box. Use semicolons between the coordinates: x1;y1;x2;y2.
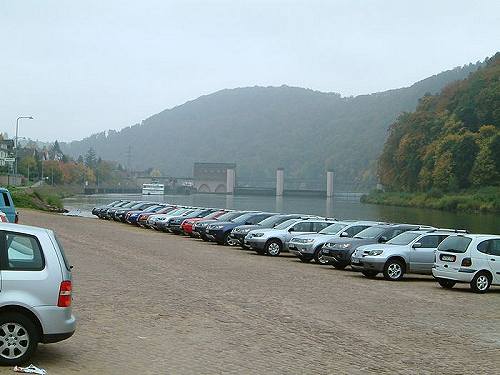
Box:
205;212;276;245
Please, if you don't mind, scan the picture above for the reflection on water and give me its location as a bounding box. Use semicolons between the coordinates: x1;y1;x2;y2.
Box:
63;193;500;234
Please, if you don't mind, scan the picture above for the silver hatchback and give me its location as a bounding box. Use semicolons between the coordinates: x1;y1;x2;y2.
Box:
0;223;76;365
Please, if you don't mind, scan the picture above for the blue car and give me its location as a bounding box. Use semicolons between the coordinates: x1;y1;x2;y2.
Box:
205;212;277;245
125;204;168;225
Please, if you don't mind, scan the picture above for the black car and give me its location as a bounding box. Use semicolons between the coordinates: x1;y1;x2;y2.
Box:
321;224;426;269
192;211;246;240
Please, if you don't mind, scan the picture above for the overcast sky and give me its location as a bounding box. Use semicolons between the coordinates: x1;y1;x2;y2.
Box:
1;0;499;142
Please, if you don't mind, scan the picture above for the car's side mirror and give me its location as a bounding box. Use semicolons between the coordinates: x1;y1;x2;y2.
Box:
245;221;252;225
289;227;295;232
412;242;422;248
340;231;349;238
379;236;388;243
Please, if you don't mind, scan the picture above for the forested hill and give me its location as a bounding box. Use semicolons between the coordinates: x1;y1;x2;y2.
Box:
378;53;499;192
62;60;484;189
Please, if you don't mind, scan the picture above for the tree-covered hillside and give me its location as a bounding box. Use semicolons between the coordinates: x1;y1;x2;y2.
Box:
62;60;484;189
378;53;499;192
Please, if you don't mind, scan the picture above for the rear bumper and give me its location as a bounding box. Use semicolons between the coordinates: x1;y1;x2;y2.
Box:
42;330;75;344
432;265;476;282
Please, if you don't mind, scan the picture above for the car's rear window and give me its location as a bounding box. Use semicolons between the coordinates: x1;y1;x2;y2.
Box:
53;233;72;271
437;236;472;253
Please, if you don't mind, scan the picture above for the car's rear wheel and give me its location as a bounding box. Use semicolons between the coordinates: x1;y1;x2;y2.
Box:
470;272;491;293
314;247;329;265
383;259;405;281
265;240;282;256
362;270;378;278
0;313;38;366
225;235;238;246
437;278;456;289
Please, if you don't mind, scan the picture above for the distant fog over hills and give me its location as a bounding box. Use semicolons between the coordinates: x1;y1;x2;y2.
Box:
61;61;483;188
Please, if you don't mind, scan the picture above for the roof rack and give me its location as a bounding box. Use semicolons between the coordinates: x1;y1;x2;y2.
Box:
429;228;469;234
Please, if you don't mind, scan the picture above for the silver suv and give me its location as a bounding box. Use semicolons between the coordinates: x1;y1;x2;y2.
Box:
245;218;334;256
351;229;454;280
288;221;379;264
0;223;76;365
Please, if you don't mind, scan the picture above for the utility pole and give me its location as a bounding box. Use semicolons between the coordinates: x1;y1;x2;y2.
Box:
15;116;34;178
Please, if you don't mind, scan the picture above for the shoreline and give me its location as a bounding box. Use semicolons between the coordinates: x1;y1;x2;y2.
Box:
361;187;500;213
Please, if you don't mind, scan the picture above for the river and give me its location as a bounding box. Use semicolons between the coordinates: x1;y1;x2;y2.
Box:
63;193;500;234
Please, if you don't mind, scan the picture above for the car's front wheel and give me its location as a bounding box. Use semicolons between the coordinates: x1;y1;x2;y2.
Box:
314;247;330;265
0;313;38;366
470;272;491;293
265;239;282;256
383;259;405;281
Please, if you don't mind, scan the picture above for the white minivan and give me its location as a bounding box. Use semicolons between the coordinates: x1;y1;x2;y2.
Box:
433;234;500;293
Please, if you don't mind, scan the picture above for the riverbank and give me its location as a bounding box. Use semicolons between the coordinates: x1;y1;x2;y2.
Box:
361;187;500;213
9;186;75;212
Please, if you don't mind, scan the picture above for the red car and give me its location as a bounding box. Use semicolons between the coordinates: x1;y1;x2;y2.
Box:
137;206;177;227
181;210;227;236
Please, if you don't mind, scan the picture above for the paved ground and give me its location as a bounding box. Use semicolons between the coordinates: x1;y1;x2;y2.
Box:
2;209;499;374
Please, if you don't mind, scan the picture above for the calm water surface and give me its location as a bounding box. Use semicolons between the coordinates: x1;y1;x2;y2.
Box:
63;193;500;235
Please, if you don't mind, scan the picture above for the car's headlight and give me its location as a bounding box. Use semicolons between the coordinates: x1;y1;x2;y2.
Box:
239;228;250;234
368;250;383;256
252;233;264;237
303;239;314;244
334;243;351;249
211;225;224;230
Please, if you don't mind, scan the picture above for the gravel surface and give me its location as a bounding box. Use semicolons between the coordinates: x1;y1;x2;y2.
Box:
3;209;499;374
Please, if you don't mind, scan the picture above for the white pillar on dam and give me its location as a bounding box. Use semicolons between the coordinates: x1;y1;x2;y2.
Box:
326;171;334;198
226;168;235;194
276;168;284;197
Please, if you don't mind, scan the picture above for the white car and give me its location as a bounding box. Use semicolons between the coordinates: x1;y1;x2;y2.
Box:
433;234;500;293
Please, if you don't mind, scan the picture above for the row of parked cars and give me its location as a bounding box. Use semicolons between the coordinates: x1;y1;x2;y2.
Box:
93;199;500;294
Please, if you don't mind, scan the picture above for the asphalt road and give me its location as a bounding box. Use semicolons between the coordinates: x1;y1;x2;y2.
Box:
2;210;499;374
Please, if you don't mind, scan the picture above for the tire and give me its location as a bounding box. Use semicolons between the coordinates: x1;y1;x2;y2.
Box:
332;263;347;270
313;247;330;265
470;272;491;294
437;278;456;289
383;259;405;281
362;270;378;279
0;313;39;366
299;256;311;263
265;239;282;256
225;234;238;247
200;235;209;242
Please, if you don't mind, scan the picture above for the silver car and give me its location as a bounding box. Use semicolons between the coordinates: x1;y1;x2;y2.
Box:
245;218;335;256
0;223;76;365
351;229;453;280
288;221;380;264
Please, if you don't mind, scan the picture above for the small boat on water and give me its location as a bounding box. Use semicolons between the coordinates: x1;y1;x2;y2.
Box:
142;183;164;195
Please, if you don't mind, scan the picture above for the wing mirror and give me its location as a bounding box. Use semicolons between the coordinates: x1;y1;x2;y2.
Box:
378;236;388;243
412;242;422;248
288;227;295;232
340;231;349;238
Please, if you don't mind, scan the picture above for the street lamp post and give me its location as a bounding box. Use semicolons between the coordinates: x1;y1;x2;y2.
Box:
15;116;34;179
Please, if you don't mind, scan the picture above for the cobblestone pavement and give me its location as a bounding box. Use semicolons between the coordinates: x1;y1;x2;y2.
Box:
2;210;499;374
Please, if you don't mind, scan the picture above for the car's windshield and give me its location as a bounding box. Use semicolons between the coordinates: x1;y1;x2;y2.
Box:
107;200;120;207
144;205;162;213
215;211;239;221
257;215;285;227
437;236;472;253
319;223;347;235
131;202;149;209
166;208;185;216
355;227;387;239
158;206;176;214
203;211;224;219
120;201;137;208
232;212;258;224
388;232;421;245
274;219;300;230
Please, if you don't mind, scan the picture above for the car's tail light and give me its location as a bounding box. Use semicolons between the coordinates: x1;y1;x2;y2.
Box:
58;280;72;307
461;258;472;267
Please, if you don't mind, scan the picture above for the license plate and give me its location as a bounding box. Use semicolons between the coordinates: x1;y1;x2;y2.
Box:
441;254;456;262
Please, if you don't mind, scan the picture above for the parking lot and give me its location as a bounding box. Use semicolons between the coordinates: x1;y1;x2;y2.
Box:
8;209;500;374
